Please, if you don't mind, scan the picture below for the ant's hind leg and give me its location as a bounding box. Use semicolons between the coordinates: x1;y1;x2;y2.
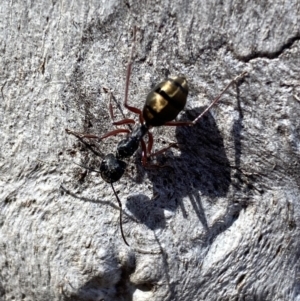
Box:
123;57;144;124
123;26;145;124
164;121;193;127
164;71;248;127
191;71;248;125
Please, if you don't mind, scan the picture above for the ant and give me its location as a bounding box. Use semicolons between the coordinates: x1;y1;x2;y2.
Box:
66;28;247;247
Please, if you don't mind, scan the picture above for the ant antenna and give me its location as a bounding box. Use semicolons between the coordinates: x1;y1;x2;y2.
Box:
72;161;130;246
110;182;130;247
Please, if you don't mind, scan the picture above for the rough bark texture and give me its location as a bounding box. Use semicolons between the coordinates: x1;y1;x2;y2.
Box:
0;1;300;300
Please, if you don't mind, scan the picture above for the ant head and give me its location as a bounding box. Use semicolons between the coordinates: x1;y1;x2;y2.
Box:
100;154;127;183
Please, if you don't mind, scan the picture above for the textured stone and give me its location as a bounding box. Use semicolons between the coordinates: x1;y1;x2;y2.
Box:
0;0;300;300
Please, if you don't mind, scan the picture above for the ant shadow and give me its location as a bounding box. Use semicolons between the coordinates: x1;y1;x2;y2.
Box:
126;107;232;231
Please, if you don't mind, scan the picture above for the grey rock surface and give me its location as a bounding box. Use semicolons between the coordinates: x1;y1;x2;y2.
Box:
0;0;300;300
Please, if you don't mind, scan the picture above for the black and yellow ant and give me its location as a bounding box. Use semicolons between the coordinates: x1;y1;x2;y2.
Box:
66;28;247;247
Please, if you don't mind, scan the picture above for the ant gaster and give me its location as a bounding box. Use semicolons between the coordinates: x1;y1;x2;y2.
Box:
66;28;247;247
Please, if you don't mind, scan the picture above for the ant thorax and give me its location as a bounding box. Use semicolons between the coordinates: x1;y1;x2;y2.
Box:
116;124;149;159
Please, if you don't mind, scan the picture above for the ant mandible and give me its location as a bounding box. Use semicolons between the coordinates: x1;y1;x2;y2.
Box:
66;27;247;247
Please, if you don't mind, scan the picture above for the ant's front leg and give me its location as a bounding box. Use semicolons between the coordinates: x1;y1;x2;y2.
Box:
191;71;248;125
123;60;144;124
65;128;130;141
122;26;145;125
104;27;144;125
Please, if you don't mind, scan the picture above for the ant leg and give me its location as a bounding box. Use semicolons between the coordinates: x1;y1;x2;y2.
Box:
109;99;114;120
148;143;179;158
147;131;154;155
164;121;193;126
140;138;148;166
112;118;135;126
66;107;135;143
142;132;163;164
105;86;136;126
146;132;177;157
123;27;144;124
103;87;136;128
100;128;131;140
191;71;248;125
103;87;136;127
142;136;177;168
65;129;102;139
65;128;130;140
164;71;248;127
147;131;177;158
